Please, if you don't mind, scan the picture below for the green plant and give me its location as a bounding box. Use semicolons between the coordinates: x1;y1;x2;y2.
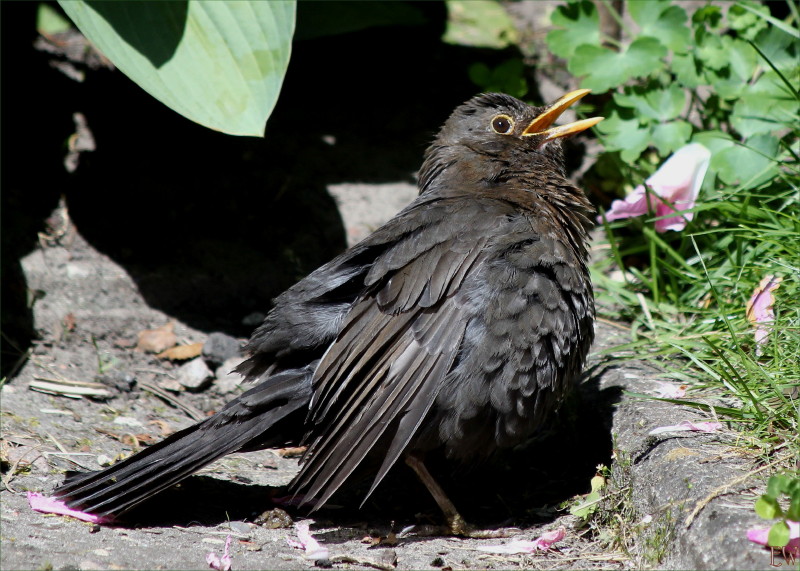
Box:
53;1;295;136
754;474;800;549
545;0;799;454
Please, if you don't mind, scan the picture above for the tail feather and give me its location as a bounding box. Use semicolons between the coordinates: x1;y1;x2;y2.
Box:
53;365;313;519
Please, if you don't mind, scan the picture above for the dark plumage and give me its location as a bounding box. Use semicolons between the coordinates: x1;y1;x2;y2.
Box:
54;91;601;535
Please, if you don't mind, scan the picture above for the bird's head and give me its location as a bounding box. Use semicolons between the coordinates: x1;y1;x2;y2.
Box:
419;90;602;194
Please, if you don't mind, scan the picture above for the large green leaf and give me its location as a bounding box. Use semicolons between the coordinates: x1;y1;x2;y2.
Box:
58;1;295;137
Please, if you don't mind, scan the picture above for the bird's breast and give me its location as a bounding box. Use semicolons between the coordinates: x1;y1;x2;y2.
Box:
421;226;594;460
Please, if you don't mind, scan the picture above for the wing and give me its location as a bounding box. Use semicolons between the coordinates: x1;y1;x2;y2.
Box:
290;197;511;508
238;193;448;379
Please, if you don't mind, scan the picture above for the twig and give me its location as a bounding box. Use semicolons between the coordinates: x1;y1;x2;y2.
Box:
685;452;795;528
29;377;111;399
138;381;205;421
46;432;68;453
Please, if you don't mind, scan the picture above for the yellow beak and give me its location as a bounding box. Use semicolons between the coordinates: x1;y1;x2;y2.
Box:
522;89;603;142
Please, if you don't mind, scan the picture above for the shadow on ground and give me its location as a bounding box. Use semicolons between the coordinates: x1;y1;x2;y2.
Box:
98;371;619;532
2;2;549;375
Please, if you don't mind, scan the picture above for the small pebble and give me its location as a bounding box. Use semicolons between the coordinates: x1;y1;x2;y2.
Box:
225;521;251;535
202;332;242;366
214;356;246;395
176;358;213;391
113;416;143;428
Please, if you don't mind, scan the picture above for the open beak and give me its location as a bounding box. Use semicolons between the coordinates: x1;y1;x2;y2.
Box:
522;89;603;143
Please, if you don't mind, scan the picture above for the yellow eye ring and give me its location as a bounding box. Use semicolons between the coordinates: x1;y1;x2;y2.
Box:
491;114;514;135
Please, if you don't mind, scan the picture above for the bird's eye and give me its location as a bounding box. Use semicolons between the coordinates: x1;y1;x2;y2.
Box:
491;115;514;135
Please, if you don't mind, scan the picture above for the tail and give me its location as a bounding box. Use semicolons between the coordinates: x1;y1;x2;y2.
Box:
53;364;314;519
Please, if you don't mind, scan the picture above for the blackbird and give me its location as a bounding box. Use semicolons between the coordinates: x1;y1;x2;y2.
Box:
53;91;601;535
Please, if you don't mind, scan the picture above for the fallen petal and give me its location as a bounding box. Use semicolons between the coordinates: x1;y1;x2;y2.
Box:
747;275;782;324
27;491;104;524
747;527;770;546
476;526;566;554
649;420;722;435
206;535;232;571
600;185;649;223
531;526;566;550
746;275;781;356
288;521;330;560
747;521;800;557
653;382;687;399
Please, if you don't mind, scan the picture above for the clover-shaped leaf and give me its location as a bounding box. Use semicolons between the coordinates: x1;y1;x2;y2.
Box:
615;85;687;123
629;1;691;54
671;53;705;88
728;2;769;41
596;112;653;164
712;133;779;187
546;0;600;60
732;73;797;137
570;37;666;93
694;27;730;71
652;121;692;157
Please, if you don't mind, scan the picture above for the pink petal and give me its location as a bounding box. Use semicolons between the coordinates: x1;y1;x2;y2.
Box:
649;420;722;435
476;527;566;554
747;527;770;546
747;275;782;355
531;526;566;550
27;491;104;524
653;201;689;233
288;521;329;560
653;382;687;399
206;535;232;571
647;143;711;203
680;421;722;433
747;521;800;557
600;185;649;222
476;539;540;554
747;275;781;324
599;143;710;232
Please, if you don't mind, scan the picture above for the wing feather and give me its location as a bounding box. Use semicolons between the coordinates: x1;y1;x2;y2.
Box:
290;199;507;508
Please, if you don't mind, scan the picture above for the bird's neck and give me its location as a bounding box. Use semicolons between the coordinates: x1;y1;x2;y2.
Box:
419;144;594;258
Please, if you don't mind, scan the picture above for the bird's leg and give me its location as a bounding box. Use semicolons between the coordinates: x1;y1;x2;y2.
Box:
404;454;520;538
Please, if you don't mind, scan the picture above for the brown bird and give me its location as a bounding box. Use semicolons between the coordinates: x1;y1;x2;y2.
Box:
53;90;601;536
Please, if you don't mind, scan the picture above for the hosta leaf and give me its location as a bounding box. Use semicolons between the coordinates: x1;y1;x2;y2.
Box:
570;37;666;93
59;1;295;137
